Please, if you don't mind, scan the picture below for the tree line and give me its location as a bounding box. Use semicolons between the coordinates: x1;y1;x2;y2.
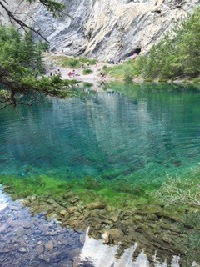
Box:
139;6;200;79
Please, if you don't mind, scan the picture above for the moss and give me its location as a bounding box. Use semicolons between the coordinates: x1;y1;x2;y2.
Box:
0;173;154;209
1;166;199;213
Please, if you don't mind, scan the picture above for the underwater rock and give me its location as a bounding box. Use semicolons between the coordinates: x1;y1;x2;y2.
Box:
70;197;79;204
59;209;68;216
87;202;106;210
67;206;78;214
2;183;196;265
45;240;54;251
18;247;28;253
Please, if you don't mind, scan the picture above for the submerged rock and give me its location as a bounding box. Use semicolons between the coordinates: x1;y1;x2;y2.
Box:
87;202;106;210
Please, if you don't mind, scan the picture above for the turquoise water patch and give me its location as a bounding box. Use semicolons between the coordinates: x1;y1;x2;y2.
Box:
0;83;200;187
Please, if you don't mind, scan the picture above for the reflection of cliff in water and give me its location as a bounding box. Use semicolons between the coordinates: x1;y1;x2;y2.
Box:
78;230;181;267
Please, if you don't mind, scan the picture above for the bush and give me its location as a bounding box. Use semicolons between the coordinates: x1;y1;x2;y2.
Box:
158;78;168;83
123;72;133;83
82;68;93;75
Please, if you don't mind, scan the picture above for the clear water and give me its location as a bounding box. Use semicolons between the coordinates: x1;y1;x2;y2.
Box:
0;83;200;186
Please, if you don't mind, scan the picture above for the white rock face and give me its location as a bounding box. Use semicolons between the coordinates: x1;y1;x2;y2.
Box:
0;0;199;61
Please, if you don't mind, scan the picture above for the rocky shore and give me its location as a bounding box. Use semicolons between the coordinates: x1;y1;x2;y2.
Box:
19;190;191;266
1;185;188;267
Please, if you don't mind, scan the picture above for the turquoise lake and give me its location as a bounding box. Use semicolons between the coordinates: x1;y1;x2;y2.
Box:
0;83;200;188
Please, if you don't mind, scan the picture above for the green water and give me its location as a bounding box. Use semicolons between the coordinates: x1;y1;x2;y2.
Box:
0;83;200;188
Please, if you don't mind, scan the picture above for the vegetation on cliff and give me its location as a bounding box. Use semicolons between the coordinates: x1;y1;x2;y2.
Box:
108;7;200;81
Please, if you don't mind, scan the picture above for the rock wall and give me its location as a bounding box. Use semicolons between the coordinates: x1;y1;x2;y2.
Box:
0;0;199;61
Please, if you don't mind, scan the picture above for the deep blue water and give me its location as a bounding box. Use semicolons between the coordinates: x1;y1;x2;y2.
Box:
0;83;200;185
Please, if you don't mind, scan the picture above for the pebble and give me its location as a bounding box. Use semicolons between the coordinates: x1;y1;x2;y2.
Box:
18;247;27;253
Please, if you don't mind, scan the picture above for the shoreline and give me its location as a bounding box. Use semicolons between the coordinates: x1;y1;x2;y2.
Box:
44;54;200;86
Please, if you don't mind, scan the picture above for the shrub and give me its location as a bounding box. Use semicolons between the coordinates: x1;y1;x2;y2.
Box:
82;68;93;75
123;72;133;83
158;78;168;83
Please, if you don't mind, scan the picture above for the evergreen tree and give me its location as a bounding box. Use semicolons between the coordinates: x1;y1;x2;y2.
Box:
119;7;200;80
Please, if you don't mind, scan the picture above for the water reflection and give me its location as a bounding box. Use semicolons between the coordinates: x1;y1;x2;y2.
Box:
78;228;180;267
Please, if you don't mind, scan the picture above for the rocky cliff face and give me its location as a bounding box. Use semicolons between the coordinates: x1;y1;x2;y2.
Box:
0;0;199;61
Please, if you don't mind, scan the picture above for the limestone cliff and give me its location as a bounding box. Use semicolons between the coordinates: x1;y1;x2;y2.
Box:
0;0;199;61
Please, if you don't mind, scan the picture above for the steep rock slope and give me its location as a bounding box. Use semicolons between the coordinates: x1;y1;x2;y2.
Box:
0;0;199;61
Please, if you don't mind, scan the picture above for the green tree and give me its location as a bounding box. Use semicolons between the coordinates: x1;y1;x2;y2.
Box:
144;7;200;79
0;0;68;107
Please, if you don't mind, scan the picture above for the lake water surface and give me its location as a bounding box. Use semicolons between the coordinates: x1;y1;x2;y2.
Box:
0;83;200;187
